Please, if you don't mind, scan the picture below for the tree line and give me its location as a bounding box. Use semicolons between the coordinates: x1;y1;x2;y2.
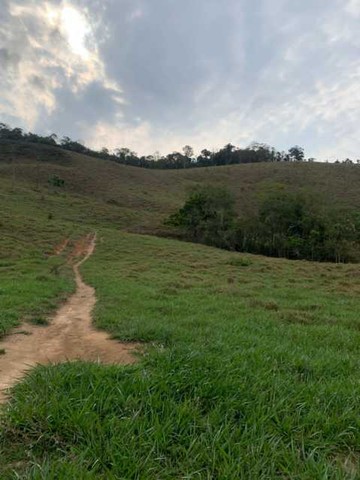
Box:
166;186;360;263
1;123;358;169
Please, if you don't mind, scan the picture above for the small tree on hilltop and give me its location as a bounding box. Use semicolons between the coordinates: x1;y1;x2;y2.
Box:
288;145;305;162
183;145;194;159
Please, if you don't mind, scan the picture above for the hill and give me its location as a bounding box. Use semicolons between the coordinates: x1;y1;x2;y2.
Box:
1;142;360;477
1;141;360;232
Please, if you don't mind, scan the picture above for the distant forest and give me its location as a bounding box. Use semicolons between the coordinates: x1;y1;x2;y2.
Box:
0;123;358;169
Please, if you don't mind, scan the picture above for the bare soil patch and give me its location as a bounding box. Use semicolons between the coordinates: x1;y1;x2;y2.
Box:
0;233;138;402
52;237;69;256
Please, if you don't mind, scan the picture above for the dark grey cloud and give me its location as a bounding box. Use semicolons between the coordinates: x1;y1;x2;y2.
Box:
43;81;122;138
101;0;244;123
0;0;359;159
0;47;20;69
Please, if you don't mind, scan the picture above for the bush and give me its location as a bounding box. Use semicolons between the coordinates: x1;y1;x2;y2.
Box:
48;174;65;188
166;186;237;249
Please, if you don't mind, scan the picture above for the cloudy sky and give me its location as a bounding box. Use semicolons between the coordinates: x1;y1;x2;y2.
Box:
0;0;359;160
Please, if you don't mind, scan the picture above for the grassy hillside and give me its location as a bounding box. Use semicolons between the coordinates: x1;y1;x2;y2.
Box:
0;171;152;338
1;142;360;231
1;144;360;478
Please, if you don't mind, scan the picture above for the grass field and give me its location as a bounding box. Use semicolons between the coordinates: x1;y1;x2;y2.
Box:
0;175;152;338
2;226;360;477
1;148;360;478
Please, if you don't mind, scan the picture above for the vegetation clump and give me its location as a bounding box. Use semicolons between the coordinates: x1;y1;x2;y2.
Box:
166;186;237;249
48;174;65;188
30;317;49;326
167;186;360;262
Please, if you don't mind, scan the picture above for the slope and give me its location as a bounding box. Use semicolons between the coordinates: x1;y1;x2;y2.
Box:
1;142;360;232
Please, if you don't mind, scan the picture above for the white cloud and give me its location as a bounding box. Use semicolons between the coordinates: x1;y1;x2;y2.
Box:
0;0;122;128
346;0;360;17
127;7;144;22
88;117;255;157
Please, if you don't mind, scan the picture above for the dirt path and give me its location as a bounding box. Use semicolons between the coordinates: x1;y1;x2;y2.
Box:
0;233;138;403
53;237;69;255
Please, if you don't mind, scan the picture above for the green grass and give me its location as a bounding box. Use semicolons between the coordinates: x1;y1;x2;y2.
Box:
0;176;150;338
29;317;49;326
1;150;360;478
0;193;72;336
0;181;80;337
1;230;360;478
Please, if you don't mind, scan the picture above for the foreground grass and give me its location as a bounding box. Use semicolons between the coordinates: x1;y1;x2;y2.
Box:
1;230;360;478
0;178;149;337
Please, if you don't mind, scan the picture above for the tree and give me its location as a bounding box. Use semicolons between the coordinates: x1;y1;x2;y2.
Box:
213;144;237;165
114;147;138;165
182;145;194;159
197;149;213;166
288;146;305;162
165;151;191;169
166;186;237;248
248;142;276;162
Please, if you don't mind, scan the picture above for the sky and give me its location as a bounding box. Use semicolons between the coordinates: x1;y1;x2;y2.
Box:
0;0;359;160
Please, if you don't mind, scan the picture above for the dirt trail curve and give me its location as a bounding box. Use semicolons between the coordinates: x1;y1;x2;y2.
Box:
0;233;138;403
